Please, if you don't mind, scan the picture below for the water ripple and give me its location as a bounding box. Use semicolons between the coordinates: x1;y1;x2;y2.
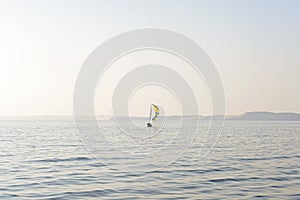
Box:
0;120;299;199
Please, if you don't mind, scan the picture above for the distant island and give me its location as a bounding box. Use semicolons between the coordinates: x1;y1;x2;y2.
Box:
227;111;300;121
145;111;300;121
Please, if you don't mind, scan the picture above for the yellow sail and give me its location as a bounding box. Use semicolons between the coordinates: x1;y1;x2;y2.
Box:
151;104;159;121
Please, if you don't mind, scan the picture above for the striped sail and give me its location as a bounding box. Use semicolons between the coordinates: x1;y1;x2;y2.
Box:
151;104;159;122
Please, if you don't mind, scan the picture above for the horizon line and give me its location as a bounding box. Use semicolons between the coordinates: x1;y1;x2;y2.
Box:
1;111;300;118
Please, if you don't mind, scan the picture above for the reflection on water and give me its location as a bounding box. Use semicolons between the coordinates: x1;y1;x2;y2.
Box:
0;119;299;199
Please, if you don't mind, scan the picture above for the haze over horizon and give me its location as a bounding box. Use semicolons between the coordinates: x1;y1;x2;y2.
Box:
1;110;300;118
0;0;299;116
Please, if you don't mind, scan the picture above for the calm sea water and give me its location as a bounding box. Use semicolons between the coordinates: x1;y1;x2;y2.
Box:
0;118;299;199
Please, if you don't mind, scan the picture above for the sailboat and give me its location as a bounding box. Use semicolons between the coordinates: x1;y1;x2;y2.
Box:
147;104;159;127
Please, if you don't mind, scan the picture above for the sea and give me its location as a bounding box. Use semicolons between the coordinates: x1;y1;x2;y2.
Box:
0;117;299;199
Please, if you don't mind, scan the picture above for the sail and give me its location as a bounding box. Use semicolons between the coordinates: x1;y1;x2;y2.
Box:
151;104;159;121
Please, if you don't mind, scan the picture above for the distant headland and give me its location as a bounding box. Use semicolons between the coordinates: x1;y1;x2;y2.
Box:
226;111;300;121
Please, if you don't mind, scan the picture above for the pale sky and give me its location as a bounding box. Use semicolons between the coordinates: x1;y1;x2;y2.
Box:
0;0;299;116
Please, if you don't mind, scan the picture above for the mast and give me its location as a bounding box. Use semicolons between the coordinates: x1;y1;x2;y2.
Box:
148;104;152;123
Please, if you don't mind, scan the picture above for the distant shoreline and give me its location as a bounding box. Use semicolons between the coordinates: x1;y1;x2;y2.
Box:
1;111;300;121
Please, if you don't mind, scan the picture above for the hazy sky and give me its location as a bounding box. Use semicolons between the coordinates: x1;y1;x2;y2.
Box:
0;0;299;116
